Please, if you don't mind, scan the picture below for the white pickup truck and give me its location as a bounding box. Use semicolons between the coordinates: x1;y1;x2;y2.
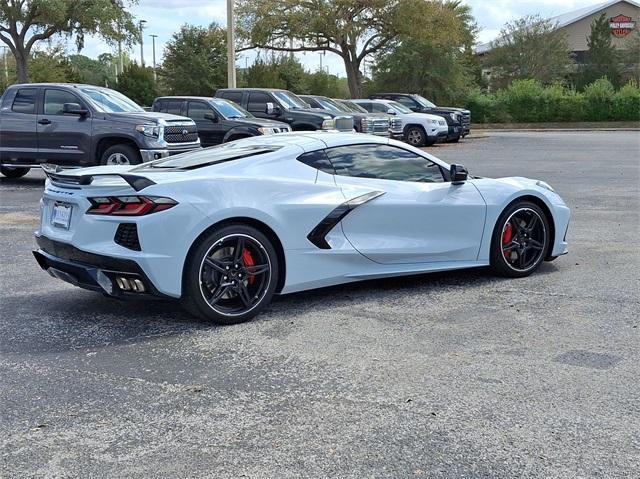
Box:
352;99;448;147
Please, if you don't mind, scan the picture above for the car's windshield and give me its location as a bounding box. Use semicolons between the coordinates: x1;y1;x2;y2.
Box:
413;95;437;108
386;101;412;114
273;91;309;110
315;98;344;113
211;99;254;119
80;87;144;113
338;100;368;114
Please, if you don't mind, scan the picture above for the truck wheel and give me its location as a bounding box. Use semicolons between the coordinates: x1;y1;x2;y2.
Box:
0;166;30;178
101;144;141;166
405;126;427;147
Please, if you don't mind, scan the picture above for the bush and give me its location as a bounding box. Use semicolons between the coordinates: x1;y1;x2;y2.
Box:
464;77;638;123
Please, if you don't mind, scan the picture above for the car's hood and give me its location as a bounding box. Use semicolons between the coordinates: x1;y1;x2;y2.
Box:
402;112;445;122
105;111;193;124
472;176;566;205
228;117;289;128
298;107;352;119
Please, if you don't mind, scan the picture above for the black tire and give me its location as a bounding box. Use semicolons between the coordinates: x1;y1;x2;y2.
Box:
404;126;427;147
0;166;30;178
449;135;461;143
100;144;141;166
490;201;550;278
181;224;279;325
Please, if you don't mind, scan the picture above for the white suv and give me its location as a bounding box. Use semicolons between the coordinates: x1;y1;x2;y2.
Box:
352;99;448;147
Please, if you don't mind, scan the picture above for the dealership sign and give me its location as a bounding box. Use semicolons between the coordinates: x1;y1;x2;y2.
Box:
609;14;636;38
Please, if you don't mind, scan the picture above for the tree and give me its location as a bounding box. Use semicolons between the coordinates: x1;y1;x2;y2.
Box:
244;54;307;91
162;24;227;96
68;54;116;87
29;45;80;83
371;1;478;104
576;13;622;89
0;0;137;83
236;0;465;98
115;63;156;107
487;15;572;89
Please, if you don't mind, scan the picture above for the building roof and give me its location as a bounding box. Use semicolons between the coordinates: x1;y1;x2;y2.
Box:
475;0;640;54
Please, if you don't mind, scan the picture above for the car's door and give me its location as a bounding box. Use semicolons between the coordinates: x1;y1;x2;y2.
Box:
186;100;225;147
327;143;486;264
0;87;39;162
393;95;422;112
37;88;92;164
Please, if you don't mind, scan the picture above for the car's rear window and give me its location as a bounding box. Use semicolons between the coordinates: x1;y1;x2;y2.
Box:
135;143;282;170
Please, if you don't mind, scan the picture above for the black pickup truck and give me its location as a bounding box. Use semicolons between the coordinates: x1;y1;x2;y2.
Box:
152;96;291;147
0;83;200;178
215;88;354;132
370;92;471;140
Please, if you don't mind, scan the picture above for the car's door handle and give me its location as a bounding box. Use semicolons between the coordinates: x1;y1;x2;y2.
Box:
38;119;51;125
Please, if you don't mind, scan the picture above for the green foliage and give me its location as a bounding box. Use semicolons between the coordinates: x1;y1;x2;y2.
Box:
464;78;639;123
486;15;572;89
0;0;138;82
68;54;116;87
161;24;227;96
303;70;349;98
577;14;622;90
115;63;157;107
29;48;81;83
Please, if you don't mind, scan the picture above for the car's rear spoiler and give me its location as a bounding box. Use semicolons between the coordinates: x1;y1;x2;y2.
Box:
42;164;156;192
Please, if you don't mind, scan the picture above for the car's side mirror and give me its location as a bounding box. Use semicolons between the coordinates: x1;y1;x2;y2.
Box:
265;102;280;115
63;102;88;116
450;164;468;184
387;109;396;115
204;112;218;123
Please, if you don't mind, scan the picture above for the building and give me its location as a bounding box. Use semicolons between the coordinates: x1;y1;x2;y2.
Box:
476;0;640;64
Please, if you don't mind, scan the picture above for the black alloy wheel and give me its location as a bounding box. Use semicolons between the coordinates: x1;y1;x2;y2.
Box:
491;202;549;277
182;225;278;324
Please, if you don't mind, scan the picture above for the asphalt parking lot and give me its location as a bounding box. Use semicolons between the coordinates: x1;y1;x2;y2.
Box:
1;131;639;478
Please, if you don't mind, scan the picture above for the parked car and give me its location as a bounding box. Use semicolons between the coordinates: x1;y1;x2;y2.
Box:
300;94;389;137
370;92;470;139
33;132;570;324
0;83;200;177
152;96;291;147
352;99;448;147
335;99;404;140
214;88;353;132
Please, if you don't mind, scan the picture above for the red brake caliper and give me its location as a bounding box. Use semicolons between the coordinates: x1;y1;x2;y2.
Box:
241;248;256;285
502;223;513;245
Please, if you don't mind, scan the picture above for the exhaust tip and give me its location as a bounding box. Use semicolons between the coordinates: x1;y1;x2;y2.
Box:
114;276;146;293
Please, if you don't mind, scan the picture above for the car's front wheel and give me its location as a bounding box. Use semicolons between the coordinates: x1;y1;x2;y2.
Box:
405;126;427;147
0;166;30;178
101;144;141;166
182;224;279;325
490;201;550;278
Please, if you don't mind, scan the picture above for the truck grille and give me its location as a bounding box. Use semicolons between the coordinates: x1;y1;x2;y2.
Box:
163;125;198;143
461;111;471;129
372;118;390;135
390;117;403;132
334;116;354;132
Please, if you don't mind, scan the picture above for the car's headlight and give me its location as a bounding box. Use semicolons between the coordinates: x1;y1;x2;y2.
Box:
321;118;335;130
257;127;275;135
536;180;555;193
135;124;162;138
449;113;459;122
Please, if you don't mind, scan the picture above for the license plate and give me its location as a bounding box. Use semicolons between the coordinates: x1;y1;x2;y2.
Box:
52;202;73;229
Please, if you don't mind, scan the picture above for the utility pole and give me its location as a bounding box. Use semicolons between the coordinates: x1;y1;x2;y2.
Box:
139;20;147;67
226;0;236;87
1;46;8;83
150;34;158;82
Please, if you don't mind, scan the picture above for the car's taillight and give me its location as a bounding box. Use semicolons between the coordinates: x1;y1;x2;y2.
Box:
87;196;177;216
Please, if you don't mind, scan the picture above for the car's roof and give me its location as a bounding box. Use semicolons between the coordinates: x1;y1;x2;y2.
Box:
10;83;109;89
216;88;290;92
155;96;218;101
372;93;415;96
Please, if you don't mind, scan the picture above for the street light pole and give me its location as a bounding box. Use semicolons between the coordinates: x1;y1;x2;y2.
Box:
1;46;8;83
139;20;147;67
150;34;158;82
226;0;236;87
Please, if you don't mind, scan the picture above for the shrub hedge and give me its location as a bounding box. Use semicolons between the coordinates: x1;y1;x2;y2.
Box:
465;78;640;123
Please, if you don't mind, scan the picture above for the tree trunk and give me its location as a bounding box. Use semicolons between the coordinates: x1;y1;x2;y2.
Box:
343;57;363;98
15;48;29;83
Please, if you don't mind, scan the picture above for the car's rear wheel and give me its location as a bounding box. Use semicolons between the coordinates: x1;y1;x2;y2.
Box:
101;144;141;166
182;224;279;325
405;126;426;147
1;166;30;178
490;201;550;278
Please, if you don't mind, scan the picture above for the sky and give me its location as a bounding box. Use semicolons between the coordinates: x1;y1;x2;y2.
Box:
74;0;609;76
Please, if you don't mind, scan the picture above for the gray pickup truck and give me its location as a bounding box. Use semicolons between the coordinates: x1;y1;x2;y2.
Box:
0;83;200;178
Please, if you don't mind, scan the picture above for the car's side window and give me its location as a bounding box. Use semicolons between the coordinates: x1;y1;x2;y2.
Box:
325;144;444;183
166;100;183;115
187;101;211;121
297;150;335;175
221;91;243;105
44;89;85;115
395;96;418;109
356;102;373;113
247;92;271;114
12;88;37;114
372;103;389;113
